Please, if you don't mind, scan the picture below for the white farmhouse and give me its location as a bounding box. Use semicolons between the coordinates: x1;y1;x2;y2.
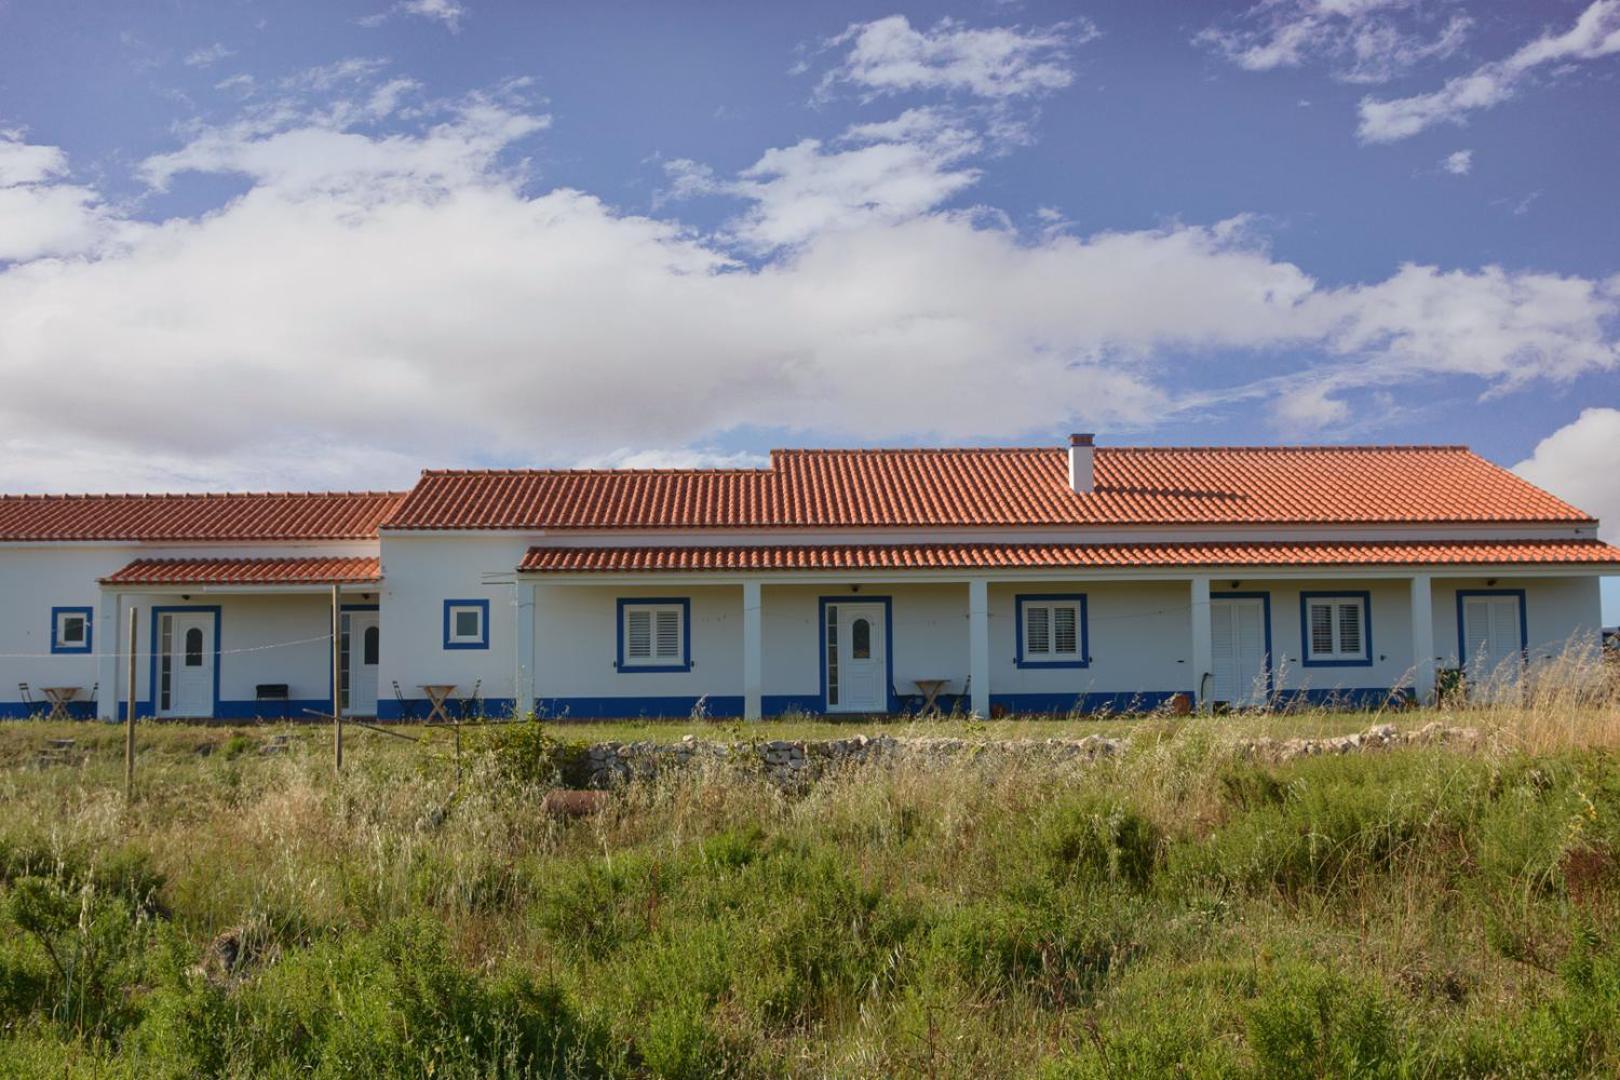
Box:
2;438;1616;721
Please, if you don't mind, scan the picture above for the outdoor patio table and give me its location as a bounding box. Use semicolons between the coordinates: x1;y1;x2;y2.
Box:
40;687;80;722
419;684;458;725
912;679;951;716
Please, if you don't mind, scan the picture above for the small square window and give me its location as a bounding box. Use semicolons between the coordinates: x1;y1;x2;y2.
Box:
443;600;489;650
1016;595;1088;668
50;607;93;654
617;599;691;672
1300;593;1371;666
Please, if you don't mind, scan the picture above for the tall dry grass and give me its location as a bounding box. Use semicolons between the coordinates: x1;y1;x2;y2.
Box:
0;648;1617;1075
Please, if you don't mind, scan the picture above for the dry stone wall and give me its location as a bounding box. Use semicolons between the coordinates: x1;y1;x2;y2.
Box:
574;722;1480;789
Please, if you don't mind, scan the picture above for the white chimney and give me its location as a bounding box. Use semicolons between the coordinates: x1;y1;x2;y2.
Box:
1068;433;1095;494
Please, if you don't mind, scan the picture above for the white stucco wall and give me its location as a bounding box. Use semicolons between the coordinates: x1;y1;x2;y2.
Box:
0;541;375;717
7;526;1608;721
506;573;1607;716
377;534;529;713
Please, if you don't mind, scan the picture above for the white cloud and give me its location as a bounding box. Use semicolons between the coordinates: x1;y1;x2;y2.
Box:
1441;148;1472;174
362;0;467;32
0;133;116;262
183;43;235;68
1359;0;1620;142
0;71;1615;491
818;15;1094;100
1198;0;1470;84
578;448;770;470
0;135;68;186
400;0;467;31
670;108;983;251
1514;408;1620;543
215;73;256;96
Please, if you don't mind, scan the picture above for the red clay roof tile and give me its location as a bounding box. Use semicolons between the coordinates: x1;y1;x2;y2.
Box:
518;539;1620;573
0;491;406;542
391;446;1593;530
101;556;382;586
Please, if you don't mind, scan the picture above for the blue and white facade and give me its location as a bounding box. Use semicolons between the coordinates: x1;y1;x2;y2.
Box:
1;442;1614;722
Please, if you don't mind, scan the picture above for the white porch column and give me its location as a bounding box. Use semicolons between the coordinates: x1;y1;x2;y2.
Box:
96;590;121;720
513;579;536;719
1410;574;1435;705
742;580;763;721
968;578;990;717
1189;576;1213;710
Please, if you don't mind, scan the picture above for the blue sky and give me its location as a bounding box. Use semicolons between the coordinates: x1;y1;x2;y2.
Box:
1;0;1617;617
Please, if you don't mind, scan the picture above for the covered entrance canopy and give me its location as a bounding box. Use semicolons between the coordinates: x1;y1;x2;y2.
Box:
95;556;383;720
515;538;1620;719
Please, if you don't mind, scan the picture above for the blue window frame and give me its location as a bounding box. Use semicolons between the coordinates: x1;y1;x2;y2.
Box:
1015;594;1090;668
50;606;93;654
1299;591;1373;667
616;598;692;673
442;599;490;650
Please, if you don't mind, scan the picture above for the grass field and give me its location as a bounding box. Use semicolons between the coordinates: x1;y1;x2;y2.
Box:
1;661;1617;1077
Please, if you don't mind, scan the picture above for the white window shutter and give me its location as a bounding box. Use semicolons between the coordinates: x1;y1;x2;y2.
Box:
1054;605;1078;655
1026;606;1050;654
1337;601;1362;655
1309;603;1334;656
627;609;652;659
655;609;680;659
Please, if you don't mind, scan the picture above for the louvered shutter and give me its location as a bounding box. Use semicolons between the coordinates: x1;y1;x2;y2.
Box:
627;609;652;659
1309;602;1335;656
655;609;681;660
1054;605;1078;655
1026;606;1050;655
1336;601;1362;656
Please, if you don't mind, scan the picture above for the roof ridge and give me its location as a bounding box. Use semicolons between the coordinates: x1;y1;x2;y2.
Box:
416;467;771;477
0;490;407;501
122;553;376;563
768;444;1475;455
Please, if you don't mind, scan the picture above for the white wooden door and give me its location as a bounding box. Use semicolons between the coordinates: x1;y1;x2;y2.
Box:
1462;595;1522;681
827;602;886;713
159;612;214;717
1210;597;1268;707
342;611;380;716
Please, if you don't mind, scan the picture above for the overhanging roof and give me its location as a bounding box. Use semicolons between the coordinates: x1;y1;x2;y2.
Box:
0;491;406;542
518;539;1620;574
101;555;382;586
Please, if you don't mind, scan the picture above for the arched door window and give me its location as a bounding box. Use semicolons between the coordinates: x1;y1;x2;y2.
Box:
851;617;872;659
363;625;380;666
184;627;204;667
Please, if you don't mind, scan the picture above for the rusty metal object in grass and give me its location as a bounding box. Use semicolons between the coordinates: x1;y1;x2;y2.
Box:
542;788;611;818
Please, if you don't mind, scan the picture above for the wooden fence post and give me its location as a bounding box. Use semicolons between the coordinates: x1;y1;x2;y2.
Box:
125;605;137;799
332;584;343;772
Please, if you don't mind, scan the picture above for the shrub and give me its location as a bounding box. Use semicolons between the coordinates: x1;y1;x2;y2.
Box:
1244;963;1403;1078
1035;797;1162;890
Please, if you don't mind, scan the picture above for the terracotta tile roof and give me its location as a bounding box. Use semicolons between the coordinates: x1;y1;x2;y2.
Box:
392;446;1593;530
101;556;382;586
519;539;1620;574
0;491;406;542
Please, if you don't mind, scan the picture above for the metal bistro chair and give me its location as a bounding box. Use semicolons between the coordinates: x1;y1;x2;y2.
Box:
18;683;45;721
390;680;418;722
459;679;483;722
